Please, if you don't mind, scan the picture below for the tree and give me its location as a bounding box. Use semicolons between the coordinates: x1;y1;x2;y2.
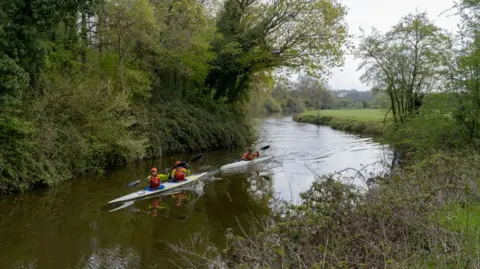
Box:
152;0;215;99
0;0;99;83
369;90;390;109
293;75;333;109
99;0;160;91
205;0;349;102
447;0;480;139
356;12;451;123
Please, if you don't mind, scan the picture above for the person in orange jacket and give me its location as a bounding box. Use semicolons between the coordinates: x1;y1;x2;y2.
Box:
144;167;168;190
242;149;259;161
169;161;191;182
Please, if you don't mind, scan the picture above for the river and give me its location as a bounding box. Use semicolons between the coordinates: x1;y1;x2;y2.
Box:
0;116;392;269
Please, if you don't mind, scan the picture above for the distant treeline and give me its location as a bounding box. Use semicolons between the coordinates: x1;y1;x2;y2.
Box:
262;75;389;114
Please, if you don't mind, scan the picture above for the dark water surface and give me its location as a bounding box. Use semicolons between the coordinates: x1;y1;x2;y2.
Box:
0;116;391;269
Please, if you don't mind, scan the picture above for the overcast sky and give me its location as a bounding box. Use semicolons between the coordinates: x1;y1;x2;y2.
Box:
327;0;461;91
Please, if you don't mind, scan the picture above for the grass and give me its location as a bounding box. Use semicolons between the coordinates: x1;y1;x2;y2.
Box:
293;109;391;136
438;202;480;257
301;109;388;121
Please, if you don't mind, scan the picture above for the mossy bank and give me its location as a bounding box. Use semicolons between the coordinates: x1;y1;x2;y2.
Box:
293;109;389;136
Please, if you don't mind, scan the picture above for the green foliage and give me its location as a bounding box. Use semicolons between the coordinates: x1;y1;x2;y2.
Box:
0;54;35;194
147;100;252;156
174;152;480;268
447;0;480;141
369;90;390;109
0;0;252;194
384;93;470;154
206;0;349;102
356;12;451;123
268;82;305;114
0;0;99;76
32;59;148;174
0;0;350;194
263;96;282;113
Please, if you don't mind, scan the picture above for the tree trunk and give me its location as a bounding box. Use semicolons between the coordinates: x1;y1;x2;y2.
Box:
80;12;88;64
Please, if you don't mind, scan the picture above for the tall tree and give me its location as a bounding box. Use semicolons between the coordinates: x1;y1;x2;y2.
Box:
356;12;451;123
293;75;333;109
205;0;348;102
448;0;480;138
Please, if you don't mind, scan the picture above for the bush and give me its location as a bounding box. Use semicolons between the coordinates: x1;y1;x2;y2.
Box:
18;64;149;190
264;96;282;113
384;93;470;155
146;100;253;156
170;151;480;268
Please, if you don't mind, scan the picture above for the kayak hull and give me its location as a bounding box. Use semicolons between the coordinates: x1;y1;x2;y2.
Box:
220;156;272;171
108;172;208;204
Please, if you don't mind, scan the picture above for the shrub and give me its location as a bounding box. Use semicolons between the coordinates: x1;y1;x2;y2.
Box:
169;151;480;268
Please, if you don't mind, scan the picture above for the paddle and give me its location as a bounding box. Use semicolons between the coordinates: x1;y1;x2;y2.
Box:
259;145;270;151
173;153;203;168
128;180;143;187
127;153;203;187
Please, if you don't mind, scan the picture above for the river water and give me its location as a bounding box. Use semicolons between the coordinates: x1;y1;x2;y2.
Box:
0;116;392;269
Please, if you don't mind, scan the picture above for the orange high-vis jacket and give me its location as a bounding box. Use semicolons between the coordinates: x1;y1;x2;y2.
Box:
242;151;259;160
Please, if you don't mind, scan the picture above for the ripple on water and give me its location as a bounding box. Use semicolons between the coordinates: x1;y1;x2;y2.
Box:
258;116;392;203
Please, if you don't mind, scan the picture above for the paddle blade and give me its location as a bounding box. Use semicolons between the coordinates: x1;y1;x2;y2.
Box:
191;153;203;163
127;180;141;187
259;145;270;151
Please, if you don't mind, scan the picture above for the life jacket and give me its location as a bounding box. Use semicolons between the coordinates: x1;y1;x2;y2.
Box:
242;151;258;161
149;174;161;189
172;167;187;181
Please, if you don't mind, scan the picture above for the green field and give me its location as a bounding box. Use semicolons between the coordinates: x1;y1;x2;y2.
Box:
293;109;390;135
300;109;388;122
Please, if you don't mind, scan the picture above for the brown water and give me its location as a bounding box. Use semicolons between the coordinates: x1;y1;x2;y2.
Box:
0;116;391;269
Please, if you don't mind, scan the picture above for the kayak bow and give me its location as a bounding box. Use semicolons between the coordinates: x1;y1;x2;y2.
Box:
108;172;208;204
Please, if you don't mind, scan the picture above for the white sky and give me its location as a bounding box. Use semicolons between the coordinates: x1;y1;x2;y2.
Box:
327;0;461;91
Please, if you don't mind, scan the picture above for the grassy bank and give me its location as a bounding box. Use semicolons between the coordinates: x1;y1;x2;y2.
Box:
293;109;389;135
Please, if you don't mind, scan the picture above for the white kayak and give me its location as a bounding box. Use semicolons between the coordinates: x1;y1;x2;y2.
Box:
220;156;273;171
108;172;208;204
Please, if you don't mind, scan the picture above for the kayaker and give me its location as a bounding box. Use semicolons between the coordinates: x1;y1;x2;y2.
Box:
241;149;259;161
169;161;191;182
145;167;168;189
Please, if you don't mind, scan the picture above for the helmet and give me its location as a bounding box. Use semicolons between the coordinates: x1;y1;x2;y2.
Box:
151;167;157;173
175;170;185;181
175;161;181;165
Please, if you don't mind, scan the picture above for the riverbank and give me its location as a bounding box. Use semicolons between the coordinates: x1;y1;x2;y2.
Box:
170;111;480;267
293;109;390;136
176;150;480;268
0;97;254;195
